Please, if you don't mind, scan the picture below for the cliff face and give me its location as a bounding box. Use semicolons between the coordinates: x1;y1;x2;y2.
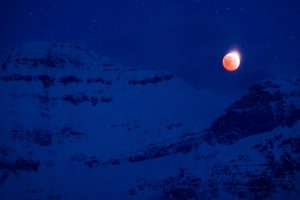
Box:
0;41;210;151
110;77;300;165
125;77;300;200
204;77;300;144
0;42;299;200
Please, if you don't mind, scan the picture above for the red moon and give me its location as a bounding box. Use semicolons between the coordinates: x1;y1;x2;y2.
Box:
222;51;240;71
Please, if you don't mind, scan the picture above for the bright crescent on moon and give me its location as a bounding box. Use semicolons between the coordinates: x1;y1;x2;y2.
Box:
223;51;241;71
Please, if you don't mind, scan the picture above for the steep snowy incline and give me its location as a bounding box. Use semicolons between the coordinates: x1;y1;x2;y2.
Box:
97;77;300;164
0;42;223;156
0;42;226;199
119;77;300;200
203;77;300;144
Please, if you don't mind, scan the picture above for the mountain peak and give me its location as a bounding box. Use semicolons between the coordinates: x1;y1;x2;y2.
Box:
0;41;116;71
203;76;300;145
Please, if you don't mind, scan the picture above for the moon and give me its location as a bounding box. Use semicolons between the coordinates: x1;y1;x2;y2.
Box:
222;51;241;71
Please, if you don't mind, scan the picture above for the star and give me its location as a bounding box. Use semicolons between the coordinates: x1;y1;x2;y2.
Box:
291;34;295;40
91;19;97;27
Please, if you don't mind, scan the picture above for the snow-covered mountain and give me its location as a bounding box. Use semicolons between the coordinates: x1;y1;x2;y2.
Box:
0;42;299;200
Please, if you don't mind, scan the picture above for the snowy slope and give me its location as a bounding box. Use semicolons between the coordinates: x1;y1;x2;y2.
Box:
101;77;300;200
0;42;299;200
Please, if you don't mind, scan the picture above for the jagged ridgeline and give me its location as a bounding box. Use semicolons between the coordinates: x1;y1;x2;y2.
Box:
203;77;300;144
0;42;208;200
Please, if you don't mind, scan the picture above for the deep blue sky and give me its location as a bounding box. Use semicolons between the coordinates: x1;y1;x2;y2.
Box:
1;0;300;96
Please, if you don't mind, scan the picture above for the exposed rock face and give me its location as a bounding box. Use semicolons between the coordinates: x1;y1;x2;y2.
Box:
107;77;300;165
203;77;300;144
0;42;209;199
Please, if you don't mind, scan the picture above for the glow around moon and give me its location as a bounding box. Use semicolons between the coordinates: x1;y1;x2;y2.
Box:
222;51;241;71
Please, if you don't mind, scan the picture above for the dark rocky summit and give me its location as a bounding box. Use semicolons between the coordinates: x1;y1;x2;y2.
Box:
203;77;300;145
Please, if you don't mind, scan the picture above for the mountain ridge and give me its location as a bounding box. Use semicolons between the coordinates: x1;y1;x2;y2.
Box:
0;42;299;200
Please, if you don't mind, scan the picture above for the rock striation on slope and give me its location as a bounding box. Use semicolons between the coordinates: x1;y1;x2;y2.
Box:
203;77;300;144
0;42;213;199
106;77;300;165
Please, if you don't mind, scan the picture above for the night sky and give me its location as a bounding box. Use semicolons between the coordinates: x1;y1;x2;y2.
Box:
1;0;299;97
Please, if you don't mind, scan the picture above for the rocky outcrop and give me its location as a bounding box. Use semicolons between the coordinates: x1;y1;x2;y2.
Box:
203;78;300;144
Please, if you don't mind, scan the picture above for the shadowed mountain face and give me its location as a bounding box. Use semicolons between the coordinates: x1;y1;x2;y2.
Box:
203;78;300;145
0;42;299;200
107;77;300;165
